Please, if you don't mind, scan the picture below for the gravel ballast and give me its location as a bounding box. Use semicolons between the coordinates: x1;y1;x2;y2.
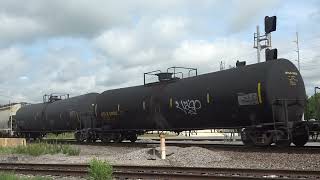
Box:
1;144;320;171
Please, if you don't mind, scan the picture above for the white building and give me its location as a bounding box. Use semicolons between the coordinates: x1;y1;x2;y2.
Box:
0;103;23;136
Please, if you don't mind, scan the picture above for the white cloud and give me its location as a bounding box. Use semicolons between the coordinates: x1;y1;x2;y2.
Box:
0;0;132;46
19;76;28;80
151;16;189;41
0;14;44;46
227;0;281;32
173;39;255;72
92;16;189;68
0;0;281;47
94;29;138;59
0;48;27;82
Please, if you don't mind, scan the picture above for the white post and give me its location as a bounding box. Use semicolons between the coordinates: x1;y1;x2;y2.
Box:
160;133;166;160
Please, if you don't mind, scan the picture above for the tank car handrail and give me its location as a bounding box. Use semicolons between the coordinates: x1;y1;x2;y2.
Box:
167;66;197;72
167;66;197;78
172;72;183;79
188;69;197;77
144;70;162;75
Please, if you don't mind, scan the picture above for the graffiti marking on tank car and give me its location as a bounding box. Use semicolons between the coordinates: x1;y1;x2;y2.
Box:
175;99;201;115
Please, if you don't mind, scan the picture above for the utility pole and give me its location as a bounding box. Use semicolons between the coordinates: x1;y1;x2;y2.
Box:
256;26;261;63
294;32;300;71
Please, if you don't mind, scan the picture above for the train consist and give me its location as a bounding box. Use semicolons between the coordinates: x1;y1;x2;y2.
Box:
10;58;309;147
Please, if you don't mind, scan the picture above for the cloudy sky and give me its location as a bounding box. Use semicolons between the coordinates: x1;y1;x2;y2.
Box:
0;0;319;104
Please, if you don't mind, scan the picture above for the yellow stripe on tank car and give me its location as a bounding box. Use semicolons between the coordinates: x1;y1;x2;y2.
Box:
169;98;173;108
257;82;262;104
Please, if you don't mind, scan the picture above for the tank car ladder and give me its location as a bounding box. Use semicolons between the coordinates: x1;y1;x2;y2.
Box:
272;99;290;141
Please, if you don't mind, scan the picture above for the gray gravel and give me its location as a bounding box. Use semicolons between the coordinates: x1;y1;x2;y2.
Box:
167;146;230;167
18;174;86;180
1;144;320;179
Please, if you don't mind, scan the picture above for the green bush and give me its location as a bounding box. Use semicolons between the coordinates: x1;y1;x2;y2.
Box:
89;158;113;180
0;143;80;156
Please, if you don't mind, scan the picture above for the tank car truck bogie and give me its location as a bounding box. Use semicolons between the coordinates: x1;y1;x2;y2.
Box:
240;127;274;146
241;122;309;147
74;128;143;143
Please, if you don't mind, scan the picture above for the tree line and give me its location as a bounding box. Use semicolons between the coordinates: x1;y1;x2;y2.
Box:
305;93;320;120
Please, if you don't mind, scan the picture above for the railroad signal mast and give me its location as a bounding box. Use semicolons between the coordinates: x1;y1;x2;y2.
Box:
254;16;277;63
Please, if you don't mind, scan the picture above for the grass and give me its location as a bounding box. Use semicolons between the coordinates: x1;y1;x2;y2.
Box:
0;143;80;156
45;132;75;139
89;158;113;180
0;172;51;180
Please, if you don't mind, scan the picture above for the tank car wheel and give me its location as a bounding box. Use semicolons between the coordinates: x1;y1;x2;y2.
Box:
101;137;111;143
292;126;309;147
87;138;97;143
240;129;255;146
75;132;85;143
113;134;122;143
292;134;309;147
129;134;137;143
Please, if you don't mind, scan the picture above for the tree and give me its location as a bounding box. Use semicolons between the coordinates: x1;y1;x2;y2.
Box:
305;93;320;120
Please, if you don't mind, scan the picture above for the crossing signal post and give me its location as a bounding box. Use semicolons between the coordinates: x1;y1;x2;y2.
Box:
254;16;278;63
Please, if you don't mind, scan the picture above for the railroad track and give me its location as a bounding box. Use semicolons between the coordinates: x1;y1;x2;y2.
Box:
37;138;245;148
0;163;319;179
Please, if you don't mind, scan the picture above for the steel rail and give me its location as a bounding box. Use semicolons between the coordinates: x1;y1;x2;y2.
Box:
0;163;88;177
0;163;319;179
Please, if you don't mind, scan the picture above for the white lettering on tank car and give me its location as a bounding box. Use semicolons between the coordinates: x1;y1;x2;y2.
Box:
175;99;202;115
285;71;298;86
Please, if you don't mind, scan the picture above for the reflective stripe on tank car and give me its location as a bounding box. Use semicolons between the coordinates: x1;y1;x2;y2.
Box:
258;82;262;104
169;98;173;108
